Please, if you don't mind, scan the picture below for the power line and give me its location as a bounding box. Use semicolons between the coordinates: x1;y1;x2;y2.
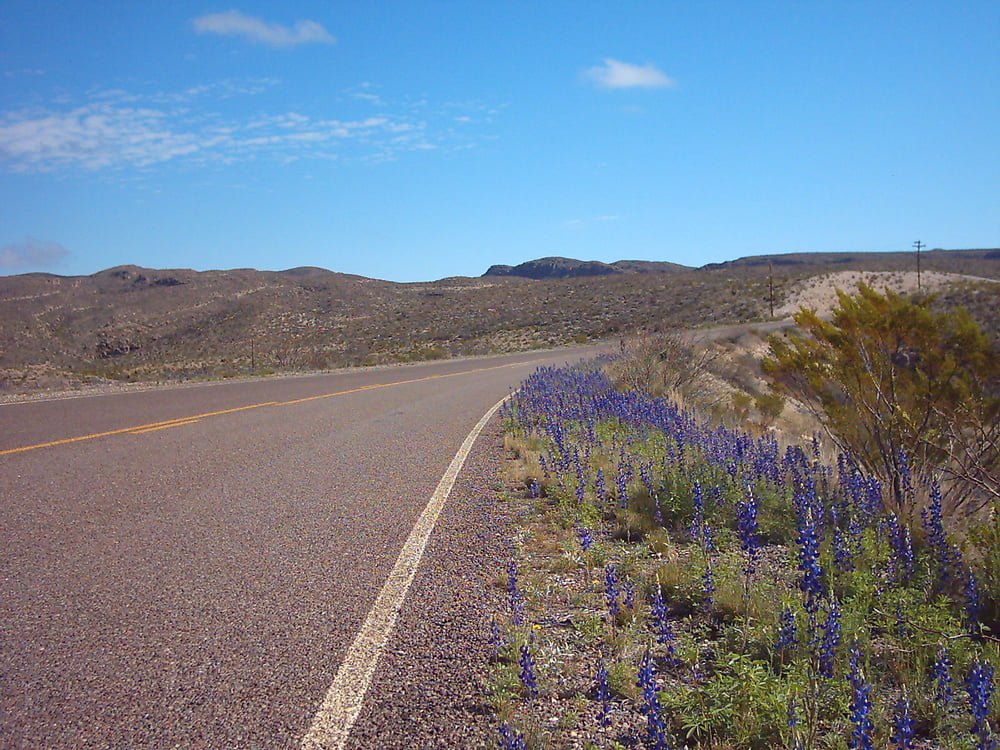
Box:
913;240;924;291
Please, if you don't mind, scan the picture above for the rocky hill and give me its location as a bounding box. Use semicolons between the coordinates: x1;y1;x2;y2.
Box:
483;256;690;279
1;249;997;393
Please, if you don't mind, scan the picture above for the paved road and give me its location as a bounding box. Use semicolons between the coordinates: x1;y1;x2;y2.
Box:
0;348;605;749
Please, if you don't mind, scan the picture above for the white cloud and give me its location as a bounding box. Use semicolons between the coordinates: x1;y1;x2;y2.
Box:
584;58;675;89
192;10;335;48
0;237;68;269
0;85;494;173
0;103;200;170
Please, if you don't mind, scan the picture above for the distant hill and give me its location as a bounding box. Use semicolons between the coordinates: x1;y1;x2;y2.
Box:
703;248;1000;270
1;248;997;394
483;256;690;279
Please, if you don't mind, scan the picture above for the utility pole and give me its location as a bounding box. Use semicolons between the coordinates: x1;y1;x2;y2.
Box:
914;240;924;292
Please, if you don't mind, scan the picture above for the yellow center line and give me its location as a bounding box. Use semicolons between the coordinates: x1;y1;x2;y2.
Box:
0;361;524;457
129;417;204;434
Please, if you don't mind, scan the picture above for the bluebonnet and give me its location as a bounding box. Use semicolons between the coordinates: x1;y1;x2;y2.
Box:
796;503;824;613
776;606;797;650
689;480;705;541
933;646;954;706
639;461;656;498
898;448;913;501
595;660;612;728
966;660;996;750
701;521;718;555
886;513;914;583
702;561;716;612
638;461;662;524
891;696;915;750
636;651;671;750
577;525;594;551
497;722;527;750
922;482;964;588
863;476;883;517
604;564;620;618
595;467;608;505
526;477;541;498
893;603;909;639
817;598;841;679
786;697;798;728
830;509;854;573
623;579;636;611
736;491;760;562
616;460;630;508
965;568;983;635
507;559;524;626
651;588;678;657
848;642;874;750
489;618;503;657
518;643;538;700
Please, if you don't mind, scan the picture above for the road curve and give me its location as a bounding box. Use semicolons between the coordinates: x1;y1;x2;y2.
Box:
0;347;606;749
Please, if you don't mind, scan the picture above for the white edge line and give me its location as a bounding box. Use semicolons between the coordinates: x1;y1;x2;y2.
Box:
299;393;513;750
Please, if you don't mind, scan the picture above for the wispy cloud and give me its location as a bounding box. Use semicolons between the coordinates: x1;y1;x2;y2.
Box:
584;58;675;89
0;237;68;270
192;10;335;48
0;84;494;173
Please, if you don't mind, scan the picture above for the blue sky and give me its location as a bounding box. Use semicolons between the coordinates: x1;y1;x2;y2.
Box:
1;1;997;281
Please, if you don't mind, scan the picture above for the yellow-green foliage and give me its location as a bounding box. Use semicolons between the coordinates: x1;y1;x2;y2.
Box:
765;283;1000;524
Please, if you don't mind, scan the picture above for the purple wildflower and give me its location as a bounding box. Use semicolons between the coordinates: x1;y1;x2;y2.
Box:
623;578;636;611
886;513;914;583
776;606;797;650
922;482;963;588
498;722;527;750
832;525;855;573
934;646;954;706
636;651;671;750
518;643;538;700
489;618;503;657
617;461;630;508
690;480;704;540
604;564;620;618
817;598;841;679
702;561;716;612
595;660;612;727
651;588;677;656
577;525;594;551
736;491;760;562
595;467;608;505
966;660;996;750
796;508;824;613
848;642;874;750
891;696;915;750
507;559;524;626
965;569;983;635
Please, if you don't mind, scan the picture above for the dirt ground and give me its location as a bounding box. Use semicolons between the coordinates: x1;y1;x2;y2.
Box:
775;269;994;318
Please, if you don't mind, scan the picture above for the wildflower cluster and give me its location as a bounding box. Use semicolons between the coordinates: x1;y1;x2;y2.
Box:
494;363;999;748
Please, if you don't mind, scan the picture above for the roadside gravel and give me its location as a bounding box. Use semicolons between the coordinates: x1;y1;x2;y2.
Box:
346;420;512;749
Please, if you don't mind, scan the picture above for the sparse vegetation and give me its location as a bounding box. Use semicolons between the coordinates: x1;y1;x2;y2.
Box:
490;292;1000;749
3;249;997;395
764;284;1000;524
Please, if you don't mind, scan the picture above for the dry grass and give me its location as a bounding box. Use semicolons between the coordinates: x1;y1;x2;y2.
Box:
1;249;997;393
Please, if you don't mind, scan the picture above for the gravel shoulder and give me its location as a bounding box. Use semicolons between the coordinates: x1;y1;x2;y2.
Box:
347;420;512;749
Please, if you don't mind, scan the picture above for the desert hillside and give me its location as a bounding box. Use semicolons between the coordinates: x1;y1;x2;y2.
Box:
1;249;997;393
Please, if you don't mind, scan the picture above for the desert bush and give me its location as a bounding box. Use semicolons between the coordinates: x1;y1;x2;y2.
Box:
764;283;1000;526
606;330;723;408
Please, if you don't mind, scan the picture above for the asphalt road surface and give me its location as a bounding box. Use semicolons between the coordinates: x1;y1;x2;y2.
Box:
0;348;605;749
